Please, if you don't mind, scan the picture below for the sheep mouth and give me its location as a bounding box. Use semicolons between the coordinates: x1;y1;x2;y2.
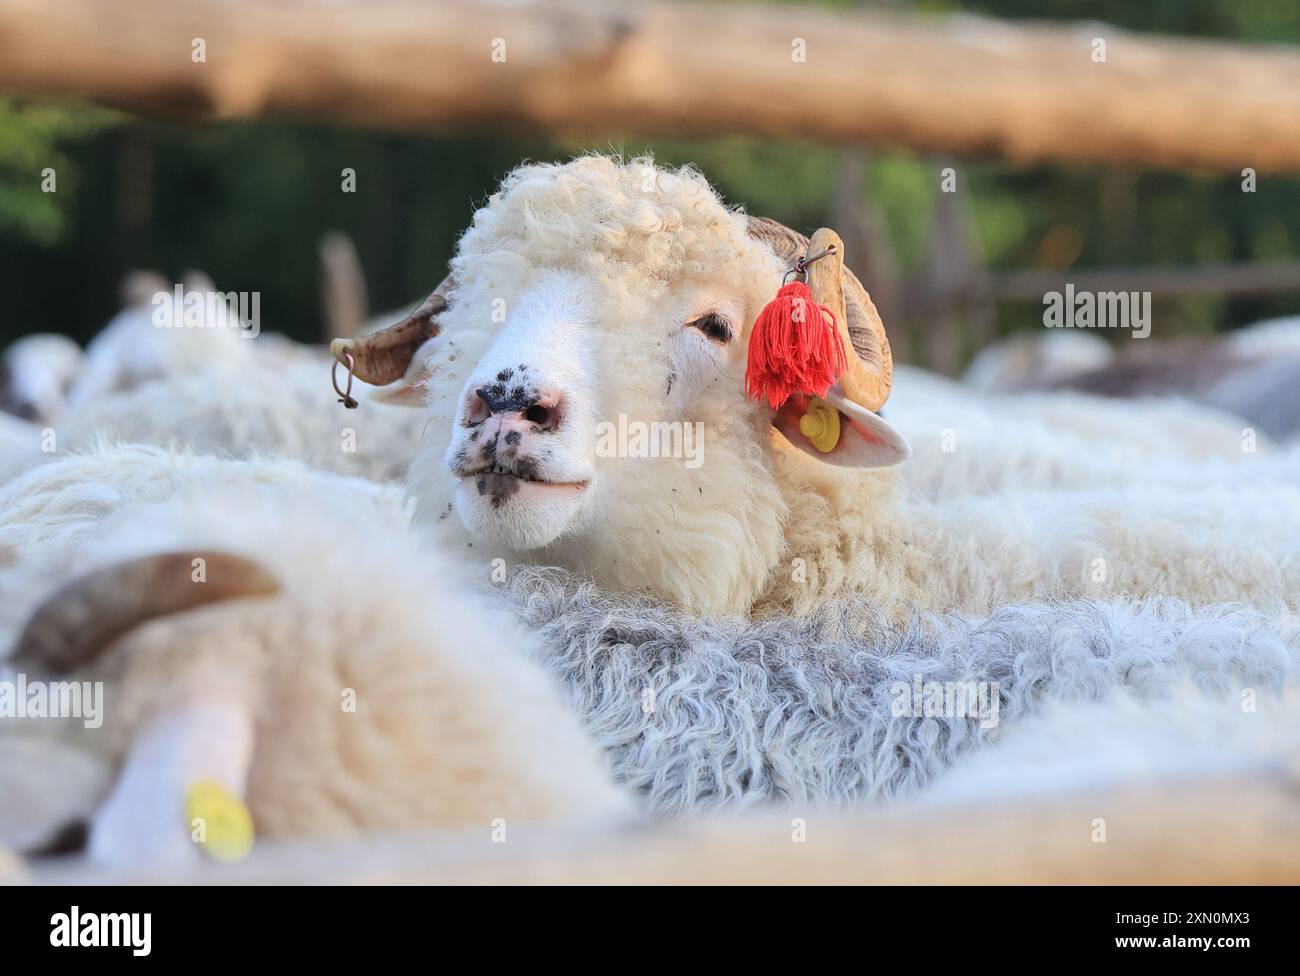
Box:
459;466;589;492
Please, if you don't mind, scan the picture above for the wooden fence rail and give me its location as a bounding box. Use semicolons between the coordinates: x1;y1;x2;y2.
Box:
1;0;1300;171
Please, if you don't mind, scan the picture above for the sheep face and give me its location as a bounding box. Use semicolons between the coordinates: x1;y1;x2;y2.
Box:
444;272;602;550
443;264;767;555
387;157;907;612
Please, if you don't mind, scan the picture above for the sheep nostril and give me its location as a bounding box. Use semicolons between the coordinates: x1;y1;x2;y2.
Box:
466;384;562;430
465;390;491;426
524;398;564;430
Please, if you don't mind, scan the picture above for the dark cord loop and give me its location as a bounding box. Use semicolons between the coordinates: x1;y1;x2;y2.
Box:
331;350;359;409
783;243;838;284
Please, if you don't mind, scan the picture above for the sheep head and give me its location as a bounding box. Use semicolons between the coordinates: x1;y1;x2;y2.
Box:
337;158;909;612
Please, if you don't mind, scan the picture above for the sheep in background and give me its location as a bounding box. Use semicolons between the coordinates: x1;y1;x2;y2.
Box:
65;270;253;411
0;442;411;556
3;268;239;416
1195;350;1300;444
0;337;436;489
0;333;84;424
0;413;43;483
0;448;628;866
333;156;1300;618
0;245;431;488
922;687;1300;810
963;330;1113;394
890;364;1265;499
895;364;1253;462
61;358;429;483
3;237;371;432
964;318;1300;441
0;269;206;426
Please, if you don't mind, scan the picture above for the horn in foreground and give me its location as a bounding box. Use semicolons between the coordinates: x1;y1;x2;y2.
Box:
12;551;281;675
330;277;452;387
745;217;893;412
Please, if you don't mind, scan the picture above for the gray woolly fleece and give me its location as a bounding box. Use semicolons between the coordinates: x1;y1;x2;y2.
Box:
503;569;1297;815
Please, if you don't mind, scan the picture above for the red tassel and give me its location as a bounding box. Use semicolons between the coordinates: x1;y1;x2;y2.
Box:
745;281;848;409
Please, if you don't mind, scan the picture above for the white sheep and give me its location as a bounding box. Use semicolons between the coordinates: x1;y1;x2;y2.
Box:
0;446;628;866
2;446;1292;877
0;270;237;427
0;261;432;488
0;441;406;554
0;413;55;489
4;259;369;434
0;340;439;491
924;686;1300;809
7;445;1291;866
329;155;1300;619
963;330;1113;394
1225;316;1300;359
0;333;84;424
964;318;1300;442
889;365;1272;500
64;270;260;412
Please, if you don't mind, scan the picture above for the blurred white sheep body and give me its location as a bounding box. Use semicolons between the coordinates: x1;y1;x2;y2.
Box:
0;333;84;424
890;365;1271;499
64;272;253;411
963;318;1300;442
0;353;430;488
0;446;627;866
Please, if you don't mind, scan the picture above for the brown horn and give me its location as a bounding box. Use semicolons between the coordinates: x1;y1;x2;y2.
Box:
745;217;893;411
330;276;451;387
12;551;281;675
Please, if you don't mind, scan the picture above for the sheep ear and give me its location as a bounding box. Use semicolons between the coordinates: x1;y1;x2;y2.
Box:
331;284;448;388
365;335;442;408
831;394;911;467
774;389;910;469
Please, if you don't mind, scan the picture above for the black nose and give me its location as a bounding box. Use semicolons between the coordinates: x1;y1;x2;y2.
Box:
468;386;561;430
475;386;528;415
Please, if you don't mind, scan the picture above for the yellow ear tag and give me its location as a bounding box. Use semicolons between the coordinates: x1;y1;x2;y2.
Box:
186;778;255;863
798;397;840;453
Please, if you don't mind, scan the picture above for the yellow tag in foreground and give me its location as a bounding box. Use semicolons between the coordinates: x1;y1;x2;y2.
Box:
186;779;254;863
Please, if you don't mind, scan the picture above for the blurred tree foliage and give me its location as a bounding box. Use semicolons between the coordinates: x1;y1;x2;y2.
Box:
0;0;1297;358
0;99;114;246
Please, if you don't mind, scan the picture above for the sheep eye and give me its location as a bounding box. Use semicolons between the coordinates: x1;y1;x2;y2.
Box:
688;312;732;344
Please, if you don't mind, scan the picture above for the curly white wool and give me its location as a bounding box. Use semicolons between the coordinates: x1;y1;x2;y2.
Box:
397;156;1300;618
0;447;627;864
